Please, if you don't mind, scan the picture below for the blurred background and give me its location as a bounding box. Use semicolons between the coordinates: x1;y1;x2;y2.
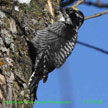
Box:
33;0;108;108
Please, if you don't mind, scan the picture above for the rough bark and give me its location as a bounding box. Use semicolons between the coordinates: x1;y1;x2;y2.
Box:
0;0;58;108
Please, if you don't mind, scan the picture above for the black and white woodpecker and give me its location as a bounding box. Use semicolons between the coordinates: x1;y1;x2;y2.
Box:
28;6;84;99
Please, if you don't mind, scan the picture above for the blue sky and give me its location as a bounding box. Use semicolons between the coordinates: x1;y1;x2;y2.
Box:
33;0;108;108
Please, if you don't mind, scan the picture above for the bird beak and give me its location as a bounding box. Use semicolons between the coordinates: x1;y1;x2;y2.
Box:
70;6;79;11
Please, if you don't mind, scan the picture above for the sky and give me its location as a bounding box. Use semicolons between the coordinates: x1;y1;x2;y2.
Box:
33;0;108;108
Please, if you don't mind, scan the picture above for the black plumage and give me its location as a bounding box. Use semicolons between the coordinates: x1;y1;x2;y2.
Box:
28;7;84;99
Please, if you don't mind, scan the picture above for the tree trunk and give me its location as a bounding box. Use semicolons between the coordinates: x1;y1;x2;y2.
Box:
0;0;58;108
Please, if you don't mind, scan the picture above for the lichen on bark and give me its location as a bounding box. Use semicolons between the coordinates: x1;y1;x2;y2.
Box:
0;0;59;108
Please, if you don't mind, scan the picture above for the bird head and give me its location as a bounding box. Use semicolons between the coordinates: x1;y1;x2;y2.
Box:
65;6;84;27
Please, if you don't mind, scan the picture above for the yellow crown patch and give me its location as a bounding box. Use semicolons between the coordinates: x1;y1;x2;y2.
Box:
71;6;78;11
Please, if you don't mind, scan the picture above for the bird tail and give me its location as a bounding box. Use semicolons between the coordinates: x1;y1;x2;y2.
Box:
28;71;42;100
28;53;44;100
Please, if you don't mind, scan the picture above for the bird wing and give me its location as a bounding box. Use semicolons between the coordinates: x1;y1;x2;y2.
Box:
32;21;77;67
32;21;72;52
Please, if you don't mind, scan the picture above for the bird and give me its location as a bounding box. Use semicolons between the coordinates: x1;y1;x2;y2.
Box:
28;6;84;100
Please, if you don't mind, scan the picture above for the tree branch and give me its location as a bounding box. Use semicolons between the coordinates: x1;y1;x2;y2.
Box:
77;41;108;54
85;10;108;20
47;0;54;17
84;1;108;8
73;0;85;7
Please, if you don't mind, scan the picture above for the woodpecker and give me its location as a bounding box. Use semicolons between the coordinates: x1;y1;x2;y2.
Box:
28;6;84;99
